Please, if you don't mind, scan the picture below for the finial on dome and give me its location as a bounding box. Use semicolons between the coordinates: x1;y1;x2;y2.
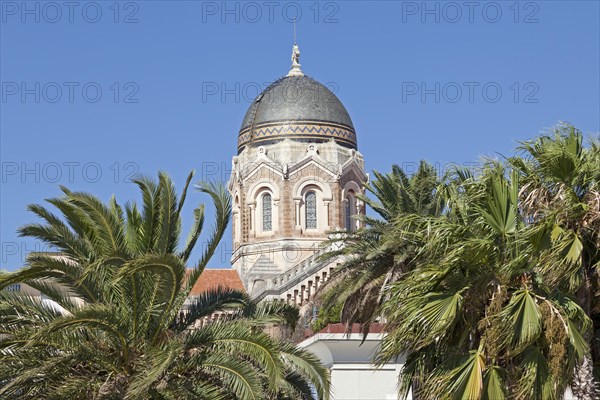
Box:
287;43;303;76
287;19;303;77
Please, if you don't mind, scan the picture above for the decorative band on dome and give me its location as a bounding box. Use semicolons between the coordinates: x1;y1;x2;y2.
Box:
237;120;357;152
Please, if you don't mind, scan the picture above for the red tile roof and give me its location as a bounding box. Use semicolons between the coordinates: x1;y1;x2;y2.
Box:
187;269;246;296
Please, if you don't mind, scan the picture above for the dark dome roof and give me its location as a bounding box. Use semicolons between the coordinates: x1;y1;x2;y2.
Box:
237;75;356;153
240;75;354;131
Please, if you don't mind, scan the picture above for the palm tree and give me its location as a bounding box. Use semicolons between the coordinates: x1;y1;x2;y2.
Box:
0;171;329;399
377;163;591;399
315;161;442;334
509;124;600;397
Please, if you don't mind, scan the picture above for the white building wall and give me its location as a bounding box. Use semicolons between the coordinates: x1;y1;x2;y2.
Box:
299;332;410;400
330;365;401;400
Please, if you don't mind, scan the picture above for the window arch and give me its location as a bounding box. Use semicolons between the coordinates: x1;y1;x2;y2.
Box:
345;196;353;232
262;193;272;231
305;191;317;229
342;182;361;232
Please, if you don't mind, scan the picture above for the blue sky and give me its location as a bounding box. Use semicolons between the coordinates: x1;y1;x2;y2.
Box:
1;1;599;270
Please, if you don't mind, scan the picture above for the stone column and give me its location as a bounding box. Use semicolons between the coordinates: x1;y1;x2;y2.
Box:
294;199;301;230
249;204;255;237
273;200;279;233
324;200;331;230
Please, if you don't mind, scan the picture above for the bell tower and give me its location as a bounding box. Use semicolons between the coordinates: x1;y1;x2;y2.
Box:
228;43;367;299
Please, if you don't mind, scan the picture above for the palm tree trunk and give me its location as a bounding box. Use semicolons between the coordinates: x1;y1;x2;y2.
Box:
97;374;128;399
572;280;599;399
571;354;599;399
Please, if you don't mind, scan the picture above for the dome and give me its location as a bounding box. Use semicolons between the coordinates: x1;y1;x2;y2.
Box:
237;49;356;153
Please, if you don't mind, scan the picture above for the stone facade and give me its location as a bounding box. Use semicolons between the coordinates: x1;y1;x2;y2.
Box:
227;47;367;303
228;137;367;301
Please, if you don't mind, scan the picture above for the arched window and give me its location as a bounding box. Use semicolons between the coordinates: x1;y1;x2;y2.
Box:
345;196;353;232
305;191;317;229
262;193;272;231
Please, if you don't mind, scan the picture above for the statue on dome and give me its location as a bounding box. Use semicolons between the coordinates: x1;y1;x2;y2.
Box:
291;44;300;66
287;43;303;77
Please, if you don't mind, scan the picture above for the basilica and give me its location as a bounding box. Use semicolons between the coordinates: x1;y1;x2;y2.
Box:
228;43;367;305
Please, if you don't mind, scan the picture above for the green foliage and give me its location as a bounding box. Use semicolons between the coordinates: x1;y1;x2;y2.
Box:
310;301;342;333
317;161;443;335
318;124;600;399
0;171;330;399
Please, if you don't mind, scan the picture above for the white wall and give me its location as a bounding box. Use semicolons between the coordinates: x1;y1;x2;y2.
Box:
330;365;401;400
299;332;410;400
